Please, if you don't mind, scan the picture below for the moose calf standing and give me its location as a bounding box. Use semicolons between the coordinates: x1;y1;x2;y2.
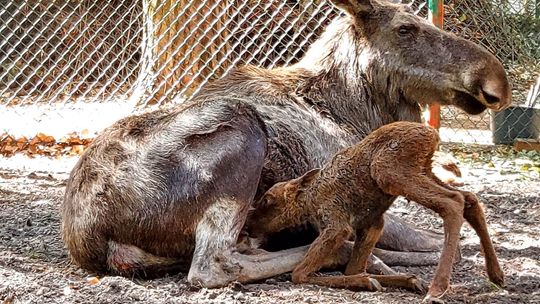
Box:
248;121;504;303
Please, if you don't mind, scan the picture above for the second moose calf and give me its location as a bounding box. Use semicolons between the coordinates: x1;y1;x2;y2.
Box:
247;121;504;303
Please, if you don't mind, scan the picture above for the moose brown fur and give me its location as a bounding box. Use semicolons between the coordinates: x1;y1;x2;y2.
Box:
61;0;511;288
247;121;504;302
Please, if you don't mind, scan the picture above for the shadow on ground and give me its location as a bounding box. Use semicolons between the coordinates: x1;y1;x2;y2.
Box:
0;155;539;304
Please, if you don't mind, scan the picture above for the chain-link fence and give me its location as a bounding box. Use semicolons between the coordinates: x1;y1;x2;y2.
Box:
442;0;540;145
1;0;539;146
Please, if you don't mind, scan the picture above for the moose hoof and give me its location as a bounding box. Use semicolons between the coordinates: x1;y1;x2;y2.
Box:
368;278;384;292
422;294;445;304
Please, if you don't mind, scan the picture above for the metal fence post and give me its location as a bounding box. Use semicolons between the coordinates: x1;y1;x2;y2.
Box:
428;0;443;129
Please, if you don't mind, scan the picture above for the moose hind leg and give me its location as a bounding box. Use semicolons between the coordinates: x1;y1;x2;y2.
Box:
186;107;268;288
107;241;189;277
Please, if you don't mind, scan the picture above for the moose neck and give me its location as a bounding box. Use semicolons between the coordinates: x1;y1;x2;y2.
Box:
293;16;422;138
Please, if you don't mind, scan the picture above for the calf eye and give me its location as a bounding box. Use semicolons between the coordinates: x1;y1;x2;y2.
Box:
263;196;275;206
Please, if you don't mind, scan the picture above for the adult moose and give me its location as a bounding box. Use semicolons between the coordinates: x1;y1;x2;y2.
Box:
61;0;510;298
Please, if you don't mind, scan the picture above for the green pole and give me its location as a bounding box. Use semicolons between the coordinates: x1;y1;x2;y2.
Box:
427;0;444;129
428;0;444;31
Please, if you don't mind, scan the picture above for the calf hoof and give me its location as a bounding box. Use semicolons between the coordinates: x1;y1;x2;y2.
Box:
368;278;384;292
408;276;429;294
488;269;505;288
422;294;445;304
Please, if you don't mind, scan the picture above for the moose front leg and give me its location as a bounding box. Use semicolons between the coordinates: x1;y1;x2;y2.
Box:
188;198;316;287
228;242;402;284
378;213;443;253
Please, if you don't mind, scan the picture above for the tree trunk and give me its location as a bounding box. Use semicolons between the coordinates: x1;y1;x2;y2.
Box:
132;0;232;106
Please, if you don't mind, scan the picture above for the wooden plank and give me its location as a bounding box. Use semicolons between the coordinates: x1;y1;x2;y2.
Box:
514;138;540;152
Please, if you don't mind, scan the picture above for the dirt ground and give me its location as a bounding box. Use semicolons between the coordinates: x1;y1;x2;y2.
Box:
0;145;539;304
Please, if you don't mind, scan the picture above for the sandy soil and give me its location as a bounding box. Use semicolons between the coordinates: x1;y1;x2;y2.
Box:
0;146;539;304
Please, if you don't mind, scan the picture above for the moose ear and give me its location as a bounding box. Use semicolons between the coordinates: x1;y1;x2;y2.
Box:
330;0;374;16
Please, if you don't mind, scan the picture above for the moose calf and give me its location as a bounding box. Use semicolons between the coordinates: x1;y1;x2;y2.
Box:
248;121;504;303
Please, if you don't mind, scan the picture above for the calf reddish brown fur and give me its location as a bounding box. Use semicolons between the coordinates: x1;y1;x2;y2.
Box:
247;121;504;303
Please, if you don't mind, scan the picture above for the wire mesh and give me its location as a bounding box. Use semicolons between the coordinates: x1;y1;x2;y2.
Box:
0;0;538;146
0;0;142;105
442;0;540;144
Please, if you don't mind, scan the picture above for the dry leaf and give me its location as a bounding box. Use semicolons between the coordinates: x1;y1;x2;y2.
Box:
36;133;55;144
86;276;100;285
0;132;93;157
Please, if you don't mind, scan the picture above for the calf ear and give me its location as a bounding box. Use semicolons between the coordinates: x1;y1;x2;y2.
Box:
329;0;374;16
284;168;321;200
297;168;321;188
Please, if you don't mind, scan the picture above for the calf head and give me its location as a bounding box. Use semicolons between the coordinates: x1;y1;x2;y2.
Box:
246;169;321;238
326;0;511;114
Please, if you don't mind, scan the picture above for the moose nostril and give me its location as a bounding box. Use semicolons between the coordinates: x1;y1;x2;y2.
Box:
482;89;500;105
480;72;512;108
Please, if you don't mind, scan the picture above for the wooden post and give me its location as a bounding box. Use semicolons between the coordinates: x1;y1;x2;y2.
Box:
427;0;444;129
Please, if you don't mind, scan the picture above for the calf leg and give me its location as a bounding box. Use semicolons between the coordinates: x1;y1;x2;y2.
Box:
345;218;385;275
345;218;427;293
292;226;383;291
314;240;399;275
313;240;413;275
374;151;463;255
461;192;504;286
428;173;504;286
378;174;465;301
289;225;423;292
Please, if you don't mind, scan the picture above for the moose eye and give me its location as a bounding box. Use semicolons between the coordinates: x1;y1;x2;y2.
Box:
398;24;416;36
